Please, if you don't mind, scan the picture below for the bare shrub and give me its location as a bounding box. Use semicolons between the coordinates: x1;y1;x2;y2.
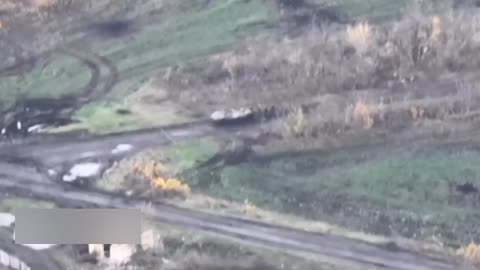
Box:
457;242;480;266
134;160;191;199
32;0;86;14
345;22;373;54
163;7;480;133
0;0;87;14
352;100;374;129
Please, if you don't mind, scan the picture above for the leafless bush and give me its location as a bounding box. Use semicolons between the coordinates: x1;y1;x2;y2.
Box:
161;6;480;140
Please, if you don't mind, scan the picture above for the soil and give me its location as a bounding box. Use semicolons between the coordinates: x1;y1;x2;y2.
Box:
1;1;480;269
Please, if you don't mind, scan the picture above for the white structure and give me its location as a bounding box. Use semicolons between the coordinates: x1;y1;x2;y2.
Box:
141;229;163;252
0;249;30;270
109;245;136;265
0;213;15;227
88;230;163;265
88;244;105;258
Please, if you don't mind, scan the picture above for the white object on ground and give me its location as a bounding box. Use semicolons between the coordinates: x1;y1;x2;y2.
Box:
210;108;253;121
69;163;102;177
1;128;5;135
16;121;21;130
0;213;15;227
80;152;97;158
47;169;56;176
111;144;133;154
9;256;19;269
0;250;9;266
27;124;44;133
20;261;30;270
62;163;103;181
88;244;105;257
232;108;252;118
141;230;163;251
21;244;57;250
210;110;226;121
62;174;77;182
109;244;136;265
0;250;31;270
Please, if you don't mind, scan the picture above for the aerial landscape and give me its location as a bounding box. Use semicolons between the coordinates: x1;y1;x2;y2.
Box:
1;0;480;269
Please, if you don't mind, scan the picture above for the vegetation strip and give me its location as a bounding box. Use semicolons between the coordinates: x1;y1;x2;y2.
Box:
0;175;472;270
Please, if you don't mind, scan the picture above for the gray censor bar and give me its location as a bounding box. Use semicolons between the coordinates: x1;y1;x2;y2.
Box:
14;208;141;244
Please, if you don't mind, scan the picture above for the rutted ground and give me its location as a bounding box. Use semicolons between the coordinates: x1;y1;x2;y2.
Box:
2;0;480;269
0;0;279;135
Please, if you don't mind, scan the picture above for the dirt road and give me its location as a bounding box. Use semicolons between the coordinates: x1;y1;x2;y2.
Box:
0;174;474;270
1;121;479;270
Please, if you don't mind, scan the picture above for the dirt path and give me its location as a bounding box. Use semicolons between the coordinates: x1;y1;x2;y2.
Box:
1;120;480;269
0;175;474;270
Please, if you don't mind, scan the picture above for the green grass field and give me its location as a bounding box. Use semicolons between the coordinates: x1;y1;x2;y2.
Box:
43;0;278;133
177;142;480;244
0;54;91;108
0;197;56;212
2;0;449;133
98;0;277;72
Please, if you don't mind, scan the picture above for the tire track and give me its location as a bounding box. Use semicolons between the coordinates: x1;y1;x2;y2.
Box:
57;48;117;108
0;176;474;270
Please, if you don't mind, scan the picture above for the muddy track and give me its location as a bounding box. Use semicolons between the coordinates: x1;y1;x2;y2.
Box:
0;175;474;270
0;46;120;140
57;47;118;108
2;117;480;269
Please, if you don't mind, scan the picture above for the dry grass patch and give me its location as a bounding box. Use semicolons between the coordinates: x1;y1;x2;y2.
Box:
135;160;191;198
163;9;480;119
0;0;87;14
345;21;372;54
457;242;480;266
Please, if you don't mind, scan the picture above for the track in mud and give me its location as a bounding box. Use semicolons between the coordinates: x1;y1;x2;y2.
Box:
0;47;118;138
2;4;480;269
0;175;474;270
2;118;480;270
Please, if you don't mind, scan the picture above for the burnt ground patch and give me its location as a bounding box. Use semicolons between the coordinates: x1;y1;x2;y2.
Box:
88;19;136;39
0;97;80;138
0;46;120;140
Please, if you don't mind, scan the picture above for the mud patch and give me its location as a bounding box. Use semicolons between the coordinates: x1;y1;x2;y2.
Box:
89;20;136;39
1;97;80;138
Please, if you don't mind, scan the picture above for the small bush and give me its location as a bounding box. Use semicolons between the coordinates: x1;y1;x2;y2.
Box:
346;22;373;54
352;100;374;129
242;199;257;216
165;8;480;114
135;160;191;198
457;242;480;265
